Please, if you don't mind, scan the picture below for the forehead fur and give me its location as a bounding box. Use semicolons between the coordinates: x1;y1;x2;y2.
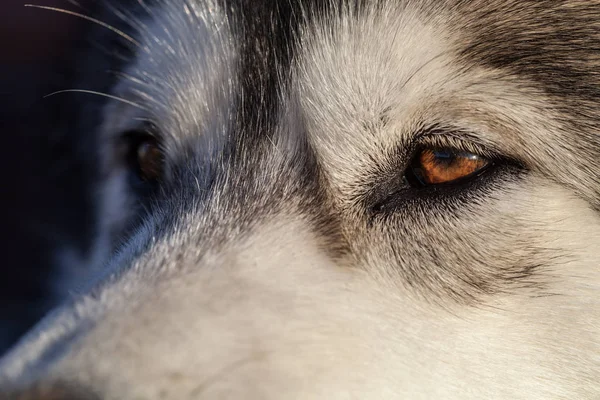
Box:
453;0;600;208
294;0;600;207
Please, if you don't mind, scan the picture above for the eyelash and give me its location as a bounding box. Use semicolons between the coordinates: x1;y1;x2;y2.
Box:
413;132;503;162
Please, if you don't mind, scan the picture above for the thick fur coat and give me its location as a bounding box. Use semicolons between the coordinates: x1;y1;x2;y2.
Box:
1;1;599;398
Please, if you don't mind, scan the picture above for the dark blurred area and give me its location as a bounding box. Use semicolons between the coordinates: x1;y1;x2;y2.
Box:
0;0;96;354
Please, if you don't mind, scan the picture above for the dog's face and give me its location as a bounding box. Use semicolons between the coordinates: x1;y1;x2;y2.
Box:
2;0;600;398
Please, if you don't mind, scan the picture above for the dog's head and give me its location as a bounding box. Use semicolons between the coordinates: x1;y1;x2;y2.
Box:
2;0;600;398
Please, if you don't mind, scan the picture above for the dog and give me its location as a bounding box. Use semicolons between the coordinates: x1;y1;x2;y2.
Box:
1;0;599;398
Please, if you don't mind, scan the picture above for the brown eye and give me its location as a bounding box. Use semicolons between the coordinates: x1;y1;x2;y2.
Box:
136;138;163;181
124;132;164;182
407;148;490;186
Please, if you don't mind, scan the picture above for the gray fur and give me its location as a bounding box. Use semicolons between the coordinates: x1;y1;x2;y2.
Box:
1;0;599;398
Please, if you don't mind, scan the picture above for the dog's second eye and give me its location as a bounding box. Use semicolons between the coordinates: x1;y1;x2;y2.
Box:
123;132;164;183
406;148;490;187
136;139;163;181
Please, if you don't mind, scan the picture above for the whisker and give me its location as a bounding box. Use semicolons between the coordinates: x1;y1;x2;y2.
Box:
24;4;142;48
43;89;148;110
107;71;170;112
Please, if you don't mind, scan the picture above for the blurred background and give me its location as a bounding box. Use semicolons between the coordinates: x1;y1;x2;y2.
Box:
0;0;96;354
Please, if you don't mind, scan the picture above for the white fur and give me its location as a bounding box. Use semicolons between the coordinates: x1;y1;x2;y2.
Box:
2;1;599;398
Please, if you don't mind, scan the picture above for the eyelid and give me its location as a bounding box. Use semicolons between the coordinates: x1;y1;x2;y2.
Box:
122;121;160;140
413;131;500;161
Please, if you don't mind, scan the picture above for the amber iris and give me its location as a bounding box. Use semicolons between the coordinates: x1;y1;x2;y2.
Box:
415;149;489;185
